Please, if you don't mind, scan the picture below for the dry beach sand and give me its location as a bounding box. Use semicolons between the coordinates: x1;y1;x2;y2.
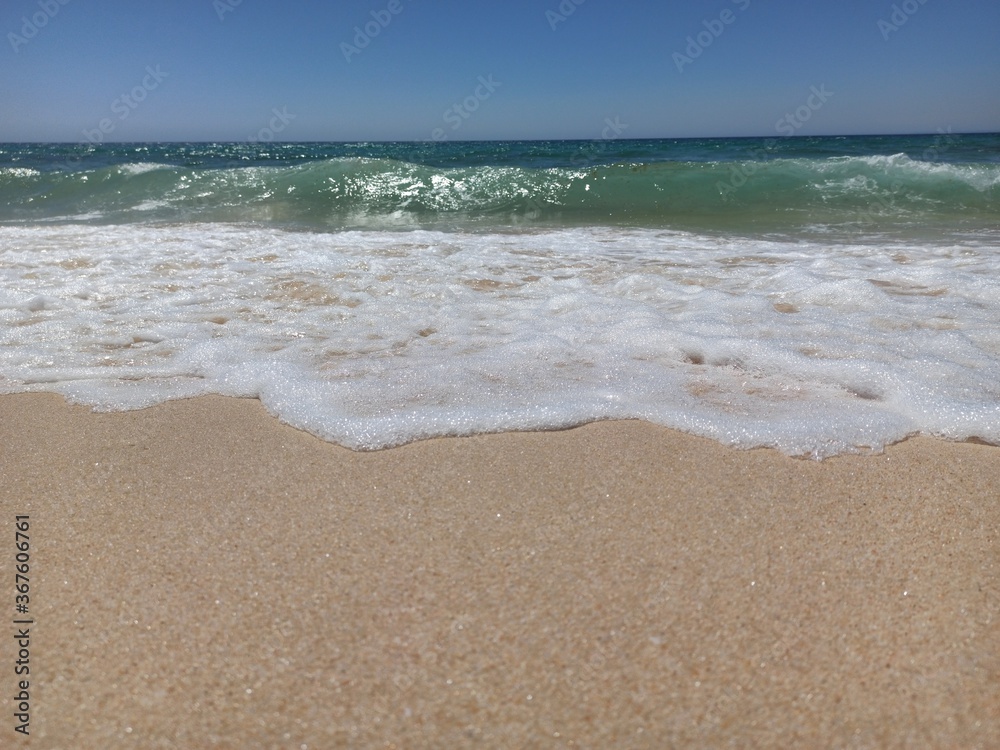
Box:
1;393;998;748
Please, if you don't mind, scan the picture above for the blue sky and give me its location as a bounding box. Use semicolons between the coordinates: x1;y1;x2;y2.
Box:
2;0;998;142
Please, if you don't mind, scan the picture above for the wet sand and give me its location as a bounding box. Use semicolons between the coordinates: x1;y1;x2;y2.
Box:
1;393;997;748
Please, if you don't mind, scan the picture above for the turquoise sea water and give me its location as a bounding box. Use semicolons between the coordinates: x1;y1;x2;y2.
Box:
2;135;999;234
1;135;998;455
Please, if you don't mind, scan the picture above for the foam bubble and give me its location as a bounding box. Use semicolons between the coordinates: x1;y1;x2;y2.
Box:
1;223;998;456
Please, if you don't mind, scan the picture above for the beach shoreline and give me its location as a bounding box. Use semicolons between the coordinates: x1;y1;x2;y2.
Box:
1;393;997;748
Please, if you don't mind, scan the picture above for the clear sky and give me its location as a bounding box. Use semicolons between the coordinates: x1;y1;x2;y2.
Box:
2;0;998;142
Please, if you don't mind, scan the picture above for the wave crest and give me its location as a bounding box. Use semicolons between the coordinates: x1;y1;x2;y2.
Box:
2;154;998;231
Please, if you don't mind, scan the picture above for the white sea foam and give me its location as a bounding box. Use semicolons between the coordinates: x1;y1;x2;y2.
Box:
0;167;40;178
117;162;171;176
1;223;998;456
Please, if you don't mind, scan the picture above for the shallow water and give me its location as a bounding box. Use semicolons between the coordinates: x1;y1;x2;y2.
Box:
2;136;998;455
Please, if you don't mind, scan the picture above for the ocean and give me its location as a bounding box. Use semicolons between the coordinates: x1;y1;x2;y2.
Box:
1;135;998;457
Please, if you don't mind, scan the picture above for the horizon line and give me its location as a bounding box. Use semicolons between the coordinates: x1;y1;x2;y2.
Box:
3;130;997;146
